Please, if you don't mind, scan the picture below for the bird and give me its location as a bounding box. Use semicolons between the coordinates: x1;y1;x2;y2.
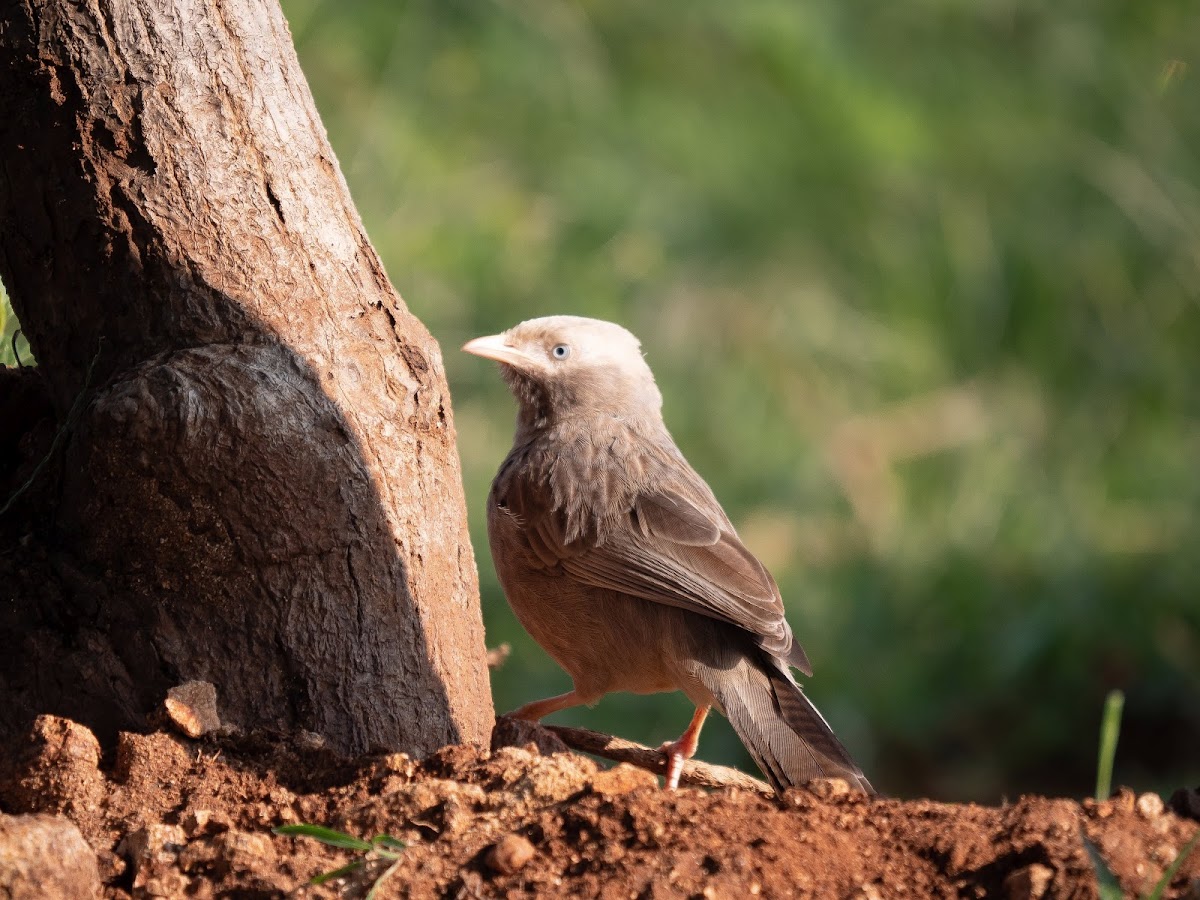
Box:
463;315;872;795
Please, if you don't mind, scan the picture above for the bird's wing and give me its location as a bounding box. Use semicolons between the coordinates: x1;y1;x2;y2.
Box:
500;467;811;674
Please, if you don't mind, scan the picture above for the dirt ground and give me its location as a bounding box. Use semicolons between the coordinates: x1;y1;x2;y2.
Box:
0;713;1197;900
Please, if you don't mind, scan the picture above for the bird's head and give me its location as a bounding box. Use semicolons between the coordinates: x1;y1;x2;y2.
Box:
463;316;663;429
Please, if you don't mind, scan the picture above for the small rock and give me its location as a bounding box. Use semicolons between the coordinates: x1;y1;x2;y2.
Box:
181;809;212;838
1137;792;1165;819
485;833;536;875
0;813;102;899
591;763;658;796
212;830;275;876
1004;863;1054;900
30;715;101;768
808;777;852;799
165;680;222;738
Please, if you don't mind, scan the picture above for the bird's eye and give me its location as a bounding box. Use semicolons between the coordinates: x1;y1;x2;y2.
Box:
551;344;571;360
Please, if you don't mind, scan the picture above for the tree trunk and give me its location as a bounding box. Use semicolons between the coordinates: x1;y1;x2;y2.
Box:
0;0;494;754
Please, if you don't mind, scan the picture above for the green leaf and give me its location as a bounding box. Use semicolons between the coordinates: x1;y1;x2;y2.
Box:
1144;831;1200;900
372;834;407;851
273;823;373;852
1081;831;1124;900
1094;690;1124;802
310;859;365;886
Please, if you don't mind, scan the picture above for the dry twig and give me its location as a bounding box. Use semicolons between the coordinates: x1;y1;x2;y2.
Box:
545;723;773;794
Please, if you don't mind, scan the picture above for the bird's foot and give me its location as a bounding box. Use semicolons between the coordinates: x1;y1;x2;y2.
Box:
660;740;688;790
659;706;711;790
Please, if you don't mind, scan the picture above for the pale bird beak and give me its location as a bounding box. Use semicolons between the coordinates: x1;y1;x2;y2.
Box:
462;333;529;368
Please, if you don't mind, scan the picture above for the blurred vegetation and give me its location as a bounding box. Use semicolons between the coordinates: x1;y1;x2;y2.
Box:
1;285;33;368
3;0;1197;800
287;0;1200;800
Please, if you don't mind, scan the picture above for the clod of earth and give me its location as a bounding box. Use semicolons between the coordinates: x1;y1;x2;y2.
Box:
0;714;1196;899
163;681;223;740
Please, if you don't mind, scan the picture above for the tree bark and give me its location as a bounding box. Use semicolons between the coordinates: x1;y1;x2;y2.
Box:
0;0;494;754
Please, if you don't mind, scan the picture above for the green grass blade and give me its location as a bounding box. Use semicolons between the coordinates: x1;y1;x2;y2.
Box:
310;859;365;886
1081;831;1124;900
1095;690;1124;802
364;860;403;900
1144;831;1200;900
372;834;407;851
273;823;373;851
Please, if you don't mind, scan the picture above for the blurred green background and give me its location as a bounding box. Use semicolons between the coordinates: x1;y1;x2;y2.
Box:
0;286;31;369
6;0;1200;800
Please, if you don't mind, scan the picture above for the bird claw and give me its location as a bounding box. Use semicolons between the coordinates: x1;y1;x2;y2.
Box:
660;741;686;790
658;706;710;790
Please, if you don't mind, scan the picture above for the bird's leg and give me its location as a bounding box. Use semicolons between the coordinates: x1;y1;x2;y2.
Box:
508;690;584;722
661;705;710;789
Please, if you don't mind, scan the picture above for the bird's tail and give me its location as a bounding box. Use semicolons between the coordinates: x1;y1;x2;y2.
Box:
702;658;873;795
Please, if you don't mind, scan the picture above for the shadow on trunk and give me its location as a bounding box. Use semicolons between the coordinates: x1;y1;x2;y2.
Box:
0;0;493;754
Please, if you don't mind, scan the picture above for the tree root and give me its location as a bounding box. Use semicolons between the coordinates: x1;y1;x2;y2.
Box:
544;723;773;794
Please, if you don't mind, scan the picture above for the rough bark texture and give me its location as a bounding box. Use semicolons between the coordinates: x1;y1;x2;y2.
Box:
0;0;494;754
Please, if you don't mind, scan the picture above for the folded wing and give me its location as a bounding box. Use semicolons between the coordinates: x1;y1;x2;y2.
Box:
501;469;812;674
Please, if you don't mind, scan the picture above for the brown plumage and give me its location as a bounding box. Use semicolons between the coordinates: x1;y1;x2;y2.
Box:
464;315;872;794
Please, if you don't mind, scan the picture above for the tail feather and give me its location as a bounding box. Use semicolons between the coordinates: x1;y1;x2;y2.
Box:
701;659;873;795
